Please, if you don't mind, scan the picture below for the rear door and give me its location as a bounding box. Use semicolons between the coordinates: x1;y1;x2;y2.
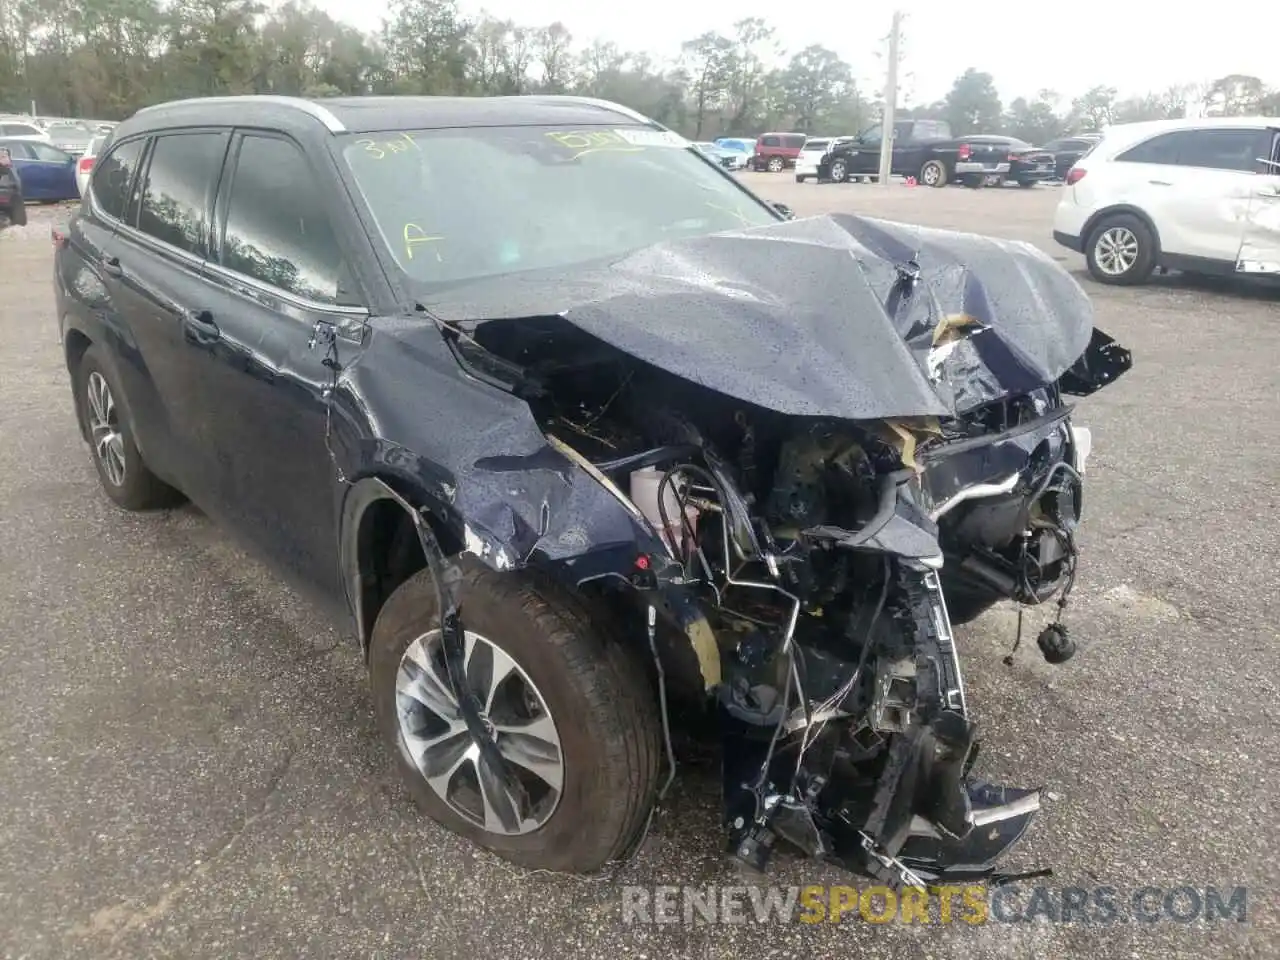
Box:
92;130;231;495
1110;129;1255;263
26;142;77;199
1238;128;1280;274
186;130;369;592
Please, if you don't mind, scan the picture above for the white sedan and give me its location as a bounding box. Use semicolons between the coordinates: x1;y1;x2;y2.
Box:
794;136;854;183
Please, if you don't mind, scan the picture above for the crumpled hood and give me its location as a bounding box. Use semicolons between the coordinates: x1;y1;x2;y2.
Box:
425;213;1100;420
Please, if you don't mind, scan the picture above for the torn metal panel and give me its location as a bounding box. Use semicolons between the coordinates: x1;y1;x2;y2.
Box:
1237;177;1280;274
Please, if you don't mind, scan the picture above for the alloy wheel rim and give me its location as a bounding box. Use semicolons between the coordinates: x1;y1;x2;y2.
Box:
1095;227;1139;276
86;371;125;487
832;160;845;180
395;629;564;836
923;164;939;184
768;157;783;171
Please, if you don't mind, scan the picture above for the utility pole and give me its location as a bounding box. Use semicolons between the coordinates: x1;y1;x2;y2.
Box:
877;10;902;188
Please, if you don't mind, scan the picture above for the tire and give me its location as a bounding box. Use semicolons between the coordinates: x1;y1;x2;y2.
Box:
963;174;986;189
1018;179;1037;189
369;563;662;873
766;156;784;173
75;345;181;510
829;158;848;183
920;160;947;188
1085;214;1156;286
795;175;805;183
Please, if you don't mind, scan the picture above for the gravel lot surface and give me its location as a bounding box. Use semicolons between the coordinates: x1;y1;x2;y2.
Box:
1;180;1276;958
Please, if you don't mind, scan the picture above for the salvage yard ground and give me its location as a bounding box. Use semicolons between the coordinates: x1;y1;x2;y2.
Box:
1;180;1276;959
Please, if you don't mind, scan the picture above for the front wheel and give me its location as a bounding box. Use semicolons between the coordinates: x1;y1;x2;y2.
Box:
369;564;661;873
829;158;848;183
1085;214;1156;285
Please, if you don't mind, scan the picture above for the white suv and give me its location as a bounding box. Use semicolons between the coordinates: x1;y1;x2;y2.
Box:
1053;117;1280;284
795;136;852;183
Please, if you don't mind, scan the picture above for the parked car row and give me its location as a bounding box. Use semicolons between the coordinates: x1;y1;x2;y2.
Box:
733;121;1099;189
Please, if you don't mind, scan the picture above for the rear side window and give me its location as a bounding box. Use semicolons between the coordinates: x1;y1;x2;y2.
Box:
91;138;146;222
805;139;830;151
1118;128;1264;172
1176;129;1267;172
761;136;780;147
29;143;68;163
783;135;806;148
136;132;228;257
219;134;347;304
2;123;41;137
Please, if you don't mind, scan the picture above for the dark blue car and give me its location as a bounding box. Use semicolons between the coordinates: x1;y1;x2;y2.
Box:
0;138;79;202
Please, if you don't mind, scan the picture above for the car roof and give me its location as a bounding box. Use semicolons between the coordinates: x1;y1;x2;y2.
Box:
116;94;661;140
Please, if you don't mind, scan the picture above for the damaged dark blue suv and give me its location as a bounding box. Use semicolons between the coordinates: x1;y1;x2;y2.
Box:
54;94;1131;885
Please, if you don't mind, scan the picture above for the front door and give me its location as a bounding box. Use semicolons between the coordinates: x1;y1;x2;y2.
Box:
1237;130;1280;275
184;130;369;596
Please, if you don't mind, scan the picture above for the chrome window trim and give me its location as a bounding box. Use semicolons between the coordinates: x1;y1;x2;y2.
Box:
202;259;369;320
134;96;346;133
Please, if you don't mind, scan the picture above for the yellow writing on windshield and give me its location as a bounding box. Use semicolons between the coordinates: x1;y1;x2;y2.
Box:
545;130;645;160
403;223;445;261
357;133;419;160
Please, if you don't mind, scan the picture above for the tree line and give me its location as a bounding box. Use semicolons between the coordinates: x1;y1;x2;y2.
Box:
1;0;1277;145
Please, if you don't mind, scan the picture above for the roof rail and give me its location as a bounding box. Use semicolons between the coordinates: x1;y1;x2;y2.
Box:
133;95;346;133
520;95;658;128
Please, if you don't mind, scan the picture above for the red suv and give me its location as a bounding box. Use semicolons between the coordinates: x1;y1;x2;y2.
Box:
752;132;807;172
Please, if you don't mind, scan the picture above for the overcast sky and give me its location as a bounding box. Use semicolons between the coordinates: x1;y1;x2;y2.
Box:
315;0;1277;104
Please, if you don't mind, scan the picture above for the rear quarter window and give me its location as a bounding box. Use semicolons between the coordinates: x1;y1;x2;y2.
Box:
783;135;807;148
761;136;780;147
90;138;147;222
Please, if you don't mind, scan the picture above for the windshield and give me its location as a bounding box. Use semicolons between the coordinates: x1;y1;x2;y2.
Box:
342;124;778;287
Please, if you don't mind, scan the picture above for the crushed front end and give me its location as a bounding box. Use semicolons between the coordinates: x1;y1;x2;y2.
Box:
425;212;1133;887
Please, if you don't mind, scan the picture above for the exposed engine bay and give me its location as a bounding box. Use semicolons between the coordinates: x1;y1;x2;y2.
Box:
411;212;1133;886
441;304;1128;886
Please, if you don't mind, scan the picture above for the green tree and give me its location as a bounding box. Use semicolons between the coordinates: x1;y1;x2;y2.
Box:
781;45;853;133
943;68;1002;135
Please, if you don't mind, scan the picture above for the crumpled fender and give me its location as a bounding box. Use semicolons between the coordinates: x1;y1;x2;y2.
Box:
331;326;722;689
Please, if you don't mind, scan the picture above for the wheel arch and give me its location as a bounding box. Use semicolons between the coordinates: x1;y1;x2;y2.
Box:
339;473;722;697
1081;204;1163;258
63;326;94;441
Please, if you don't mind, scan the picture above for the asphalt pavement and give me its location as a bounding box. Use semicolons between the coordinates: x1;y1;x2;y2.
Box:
1;183;1276;959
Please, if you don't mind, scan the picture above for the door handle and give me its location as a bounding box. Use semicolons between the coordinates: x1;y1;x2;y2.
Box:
101;255;122;277
183;308;221;344
1148;179;1173;186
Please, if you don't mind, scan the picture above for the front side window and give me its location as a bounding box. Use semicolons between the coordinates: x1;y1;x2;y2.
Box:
220;134;348;304
341;125;778;288
136;132;227;256
0;141;34;159
91;138;146;222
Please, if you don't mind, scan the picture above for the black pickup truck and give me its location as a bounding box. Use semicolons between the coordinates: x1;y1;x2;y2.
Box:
819;122;1056;188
